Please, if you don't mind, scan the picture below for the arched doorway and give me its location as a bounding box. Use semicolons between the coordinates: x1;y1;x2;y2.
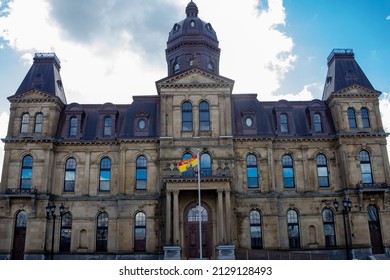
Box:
367;205;383;254
12;211;27;260
184;203;212;259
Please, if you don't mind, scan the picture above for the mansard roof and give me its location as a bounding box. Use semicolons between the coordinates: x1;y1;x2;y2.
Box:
11;53;67;104
322;49;377;101
232;94;336;138
56;96;160;142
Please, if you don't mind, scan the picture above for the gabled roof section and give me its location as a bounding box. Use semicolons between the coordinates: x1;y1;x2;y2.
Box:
322;49;377;101
7;89;64;107
10;53;67;104
156;67;234;93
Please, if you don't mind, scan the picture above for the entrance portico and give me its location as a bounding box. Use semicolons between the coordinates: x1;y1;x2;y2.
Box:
164;179;234;259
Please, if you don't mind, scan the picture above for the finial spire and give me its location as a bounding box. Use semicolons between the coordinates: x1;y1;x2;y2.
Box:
186;1;198;17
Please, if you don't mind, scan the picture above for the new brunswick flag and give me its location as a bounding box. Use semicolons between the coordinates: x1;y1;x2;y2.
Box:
178;155;198;173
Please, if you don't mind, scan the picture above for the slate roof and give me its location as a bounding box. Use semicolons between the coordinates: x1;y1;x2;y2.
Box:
322;49;376;100
232;94;336;138
12;53;67;104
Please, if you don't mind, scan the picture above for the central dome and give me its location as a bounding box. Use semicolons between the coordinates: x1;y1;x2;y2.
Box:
166;1;220;76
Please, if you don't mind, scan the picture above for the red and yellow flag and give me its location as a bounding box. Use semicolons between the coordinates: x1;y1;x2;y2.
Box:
178;155;198;173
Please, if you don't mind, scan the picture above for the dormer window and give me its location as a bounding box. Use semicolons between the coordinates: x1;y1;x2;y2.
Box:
134;112;150;136
174;63;180;74
103;116;112;136
280;113;289;133
245;117;253;128
69;117;78;137
313;113;322;132
173;23;180;32
345;69;356;79
138;119;146;130
207;61;214;72
190;20;196;27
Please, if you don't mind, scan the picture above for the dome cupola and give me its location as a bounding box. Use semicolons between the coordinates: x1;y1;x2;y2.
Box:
166;1;220;76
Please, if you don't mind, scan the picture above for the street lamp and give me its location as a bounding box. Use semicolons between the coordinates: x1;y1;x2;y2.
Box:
46;202;65;260
333;197;352;260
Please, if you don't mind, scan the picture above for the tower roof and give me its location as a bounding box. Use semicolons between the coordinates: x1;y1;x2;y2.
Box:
11;53;67;104
165;1;220;76
322;49;376;101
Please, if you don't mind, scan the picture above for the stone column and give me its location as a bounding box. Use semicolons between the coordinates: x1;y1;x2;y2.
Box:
217;189;225;244
166;190;172;245
224;189;232;244
173;190;180;245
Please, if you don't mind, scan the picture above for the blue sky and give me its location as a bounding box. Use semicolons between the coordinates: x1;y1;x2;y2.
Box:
0;0;390;176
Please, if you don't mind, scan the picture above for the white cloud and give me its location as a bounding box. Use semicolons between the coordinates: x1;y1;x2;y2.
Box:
386;15;390;20
0;0;295;103
0;111;9;184
274;82;322;101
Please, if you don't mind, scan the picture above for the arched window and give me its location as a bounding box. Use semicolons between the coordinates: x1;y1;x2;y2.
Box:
347;108;357;128
136;155;147;190
96;212;108;252
134;212;146;252
174;63;180;74
182;153;195;177
249;210;262;249
200;153;212;177
361;108;370;128
316;154;329;187
34;113;43;133
69;117;78;137
360;150;373;183
282;155;294;188
313;113;322;132
322;208;336;247
182;102;193;131
103;116;112;136
188;205;208;222
287;209;300;248
21;113;29;133
246;154;259;188
64;158;76;192
60;212;72;252
280;113;289;133
20;155;33;189
99;157;111;191
199;101;210;131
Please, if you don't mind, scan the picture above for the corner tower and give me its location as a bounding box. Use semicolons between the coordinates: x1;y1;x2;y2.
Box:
165;1;220;76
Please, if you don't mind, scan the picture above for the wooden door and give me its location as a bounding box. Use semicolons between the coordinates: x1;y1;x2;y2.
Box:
12;211;27;260
185;205;212;259
368;205;383;254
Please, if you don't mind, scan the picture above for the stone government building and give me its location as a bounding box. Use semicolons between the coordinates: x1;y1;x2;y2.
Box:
0;1;389;260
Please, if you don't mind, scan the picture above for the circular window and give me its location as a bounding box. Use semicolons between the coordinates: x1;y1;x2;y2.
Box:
245;117;253;127
138;119;146;130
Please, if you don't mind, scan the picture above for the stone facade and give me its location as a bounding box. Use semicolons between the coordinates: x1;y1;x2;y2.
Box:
0;2;389;260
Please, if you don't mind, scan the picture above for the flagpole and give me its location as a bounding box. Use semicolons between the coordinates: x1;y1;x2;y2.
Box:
197;149;202;259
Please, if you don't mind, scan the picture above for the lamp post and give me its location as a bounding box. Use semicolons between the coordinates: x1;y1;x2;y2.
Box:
45;202;65;260
333;197;352;260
